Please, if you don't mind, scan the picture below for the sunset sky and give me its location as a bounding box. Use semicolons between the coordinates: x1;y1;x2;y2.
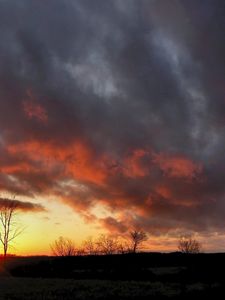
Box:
1;0;225;255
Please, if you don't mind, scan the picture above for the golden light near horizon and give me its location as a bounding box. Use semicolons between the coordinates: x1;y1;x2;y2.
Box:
7;196;107;256
1;191;225;255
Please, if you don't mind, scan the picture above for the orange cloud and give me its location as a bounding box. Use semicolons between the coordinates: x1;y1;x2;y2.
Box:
7;140;107;185
2;140;212;239
156;185;172;199
0;197;45;212
0;162;35;174
154;154;202;180
99;216;127;233
123;149;150;178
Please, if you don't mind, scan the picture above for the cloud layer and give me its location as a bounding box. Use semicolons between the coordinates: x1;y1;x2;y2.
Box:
0;197;45;212
0;0;225;244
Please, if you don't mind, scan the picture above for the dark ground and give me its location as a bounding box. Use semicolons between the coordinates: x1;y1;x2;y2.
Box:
0;253;225;299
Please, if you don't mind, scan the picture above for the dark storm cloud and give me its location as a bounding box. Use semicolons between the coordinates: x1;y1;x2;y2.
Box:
0;0;225;239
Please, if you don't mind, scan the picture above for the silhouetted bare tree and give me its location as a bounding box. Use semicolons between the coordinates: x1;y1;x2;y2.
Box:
76;247;85;256
0;200;23;257
50;236;76;256
83;237;98;255
96;234;118;255
178;237;202;254
117;241;131;254
129;230;148;253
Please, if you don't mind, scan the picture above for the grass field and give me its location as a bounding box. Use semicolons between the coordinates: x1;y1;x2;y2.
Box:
0;253;224;299
0;277;219;300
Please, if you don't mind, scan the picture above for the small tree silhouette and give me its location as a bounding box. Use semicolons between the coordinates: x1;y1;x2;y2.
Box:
129;230;148;253
178;237;202;254
83;236;98;255
117;241;131;254
0;200;23;257
50;236;76;256
96;234;118;255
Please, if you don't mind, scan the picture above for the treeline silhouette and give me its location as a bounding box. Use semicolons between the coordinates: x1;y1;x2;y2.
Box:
0;197;202;258
50;230;149;256
50;231;201;257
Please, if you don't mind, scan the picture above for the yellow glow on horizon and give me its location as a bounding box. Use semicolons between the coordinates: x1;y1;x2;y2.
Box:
2;196;105;256
1;194;225;256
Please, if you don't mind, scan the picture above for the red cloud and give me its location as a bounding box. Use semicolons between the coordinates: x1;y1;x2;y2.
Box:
123;149;150;178
153;153;202;180
23;101;48;123
99;216;128;233
0;197;45;212
23;90;48;124
2;138;214;238
7;140;107;185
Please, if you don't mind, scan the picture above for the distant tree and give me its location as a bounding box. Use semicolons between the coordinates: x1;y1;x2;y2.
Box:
83;237;98;255
0;200;23;257
96;234;118;255
129;230;148;253
116;241;131;254
178;237;202;254
76;247;85;256
50;236;76;256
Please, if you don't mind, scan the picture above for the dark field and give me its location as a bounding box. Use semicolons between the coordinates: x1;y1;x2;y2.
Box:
0;253;225;299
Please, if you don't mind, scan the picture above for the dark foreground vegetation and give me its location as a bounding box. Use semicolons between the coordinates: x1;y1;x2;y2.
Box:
1;253;225;299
